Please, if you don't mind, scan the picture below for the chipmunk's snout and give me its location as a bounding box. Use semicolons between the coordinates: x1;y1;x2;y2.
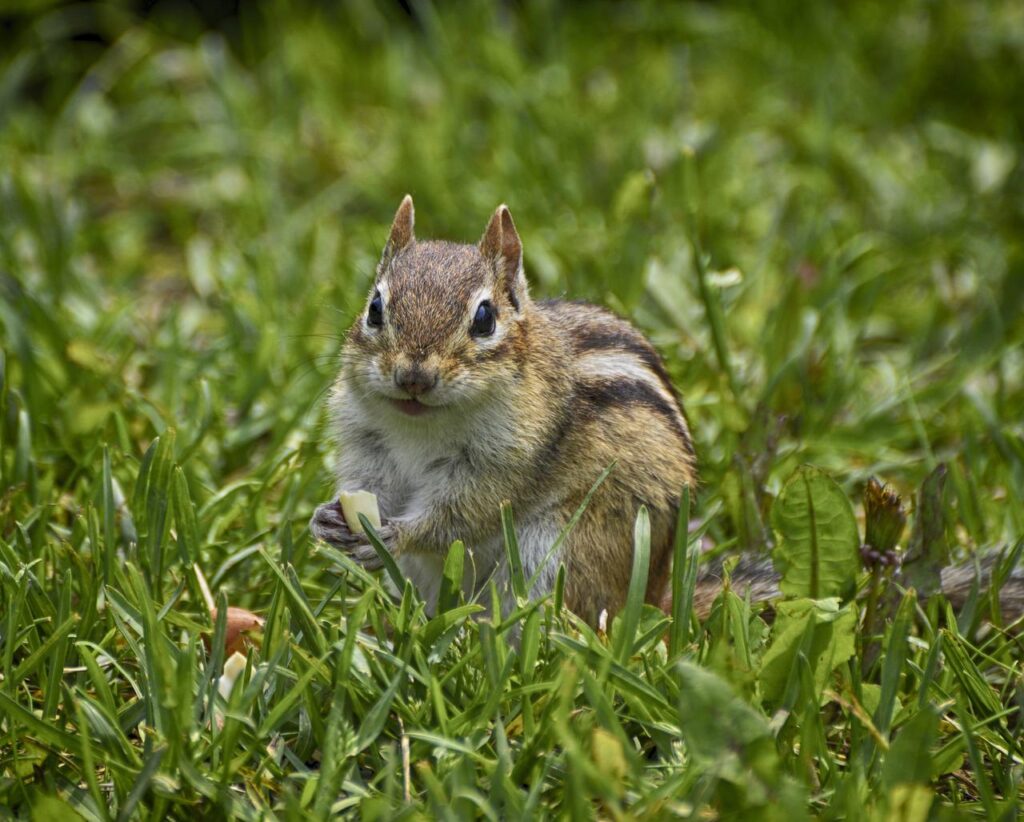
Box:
393;363;439;397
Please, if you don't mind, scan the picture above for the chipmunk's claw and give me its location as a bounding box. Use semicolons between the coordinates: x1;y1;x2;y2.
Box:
309;501;389;571
310;501;360;546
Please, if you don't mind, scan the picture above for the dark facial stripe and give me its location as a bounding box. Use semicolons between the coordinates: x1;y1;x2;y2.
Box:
577;378;694;457
476;338;514;362
475;324;529;368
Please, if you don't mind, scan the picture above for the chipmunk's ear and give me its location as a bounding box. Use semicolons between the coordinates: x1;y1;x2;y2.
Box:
479;204;527;310
382;195;415;264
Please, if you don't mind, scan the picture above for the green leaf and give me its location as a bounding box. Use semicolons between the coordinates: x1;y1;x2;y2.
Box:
881;705;940;788
11;615;76;686
676;662;776;779
438;540;465;613
901;464;949;598
771;465;860;600
101;445;116;584
703;589;763;697
131;431;176;590
117;745;167;822
878;785;936;822
758;598;856;709
256;660;323;737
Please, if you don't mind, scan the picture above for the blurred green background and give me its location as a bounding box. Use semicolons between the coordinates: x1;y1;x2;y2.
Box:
2;0;1023;599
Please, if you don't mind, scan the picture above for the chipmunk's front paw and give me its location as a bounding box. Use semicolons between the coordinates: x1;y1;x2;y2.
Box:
309;501;394;571
310;501;361;547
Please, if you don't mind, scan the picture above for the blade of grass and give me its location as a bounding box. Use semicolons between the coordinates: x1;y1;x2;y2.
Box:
501;501;527;603
615;505;651;664
359;514;406;595
669;485;693;658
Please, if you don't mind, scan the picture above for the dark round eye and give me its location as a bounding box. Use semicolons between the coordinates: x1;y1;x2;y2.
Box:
367;291;383;328
470;301;495;337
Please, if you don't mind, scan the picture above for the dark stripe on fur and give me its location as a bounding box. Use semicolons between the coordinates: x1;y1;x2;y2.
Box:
577;378;692;452
532;401;576;480
476;338;514;362
572;329;695;460
575;328;675;392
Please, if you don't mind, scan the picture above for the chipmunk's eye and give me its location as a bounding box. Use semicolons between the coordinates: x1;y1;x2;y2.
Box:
470;301;495;337
367;291;383;328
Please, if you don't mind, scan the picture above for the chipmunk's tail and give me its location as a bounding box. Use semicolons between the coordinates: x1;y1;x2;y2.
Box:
684;552;1024;624
936;556;1024;624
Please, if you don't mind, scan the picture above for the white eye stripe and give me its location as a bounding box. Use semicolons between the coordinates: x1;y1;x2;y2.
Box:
466;286;493;317
577;350;685;423
464;287;508;346
365;281;389;330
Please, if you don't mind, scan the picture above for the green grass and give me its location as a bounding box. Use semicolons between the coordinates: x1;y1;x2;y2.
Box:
1;0;1023;817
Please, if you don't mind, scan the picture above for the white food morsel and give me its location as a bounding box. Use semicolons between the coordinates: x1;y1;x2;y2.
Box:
218;651;248;700
338;490;382;535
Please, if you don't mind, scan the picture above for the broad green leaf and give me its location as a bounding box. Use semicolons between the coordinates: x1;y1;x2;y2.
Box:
758;597;856;709
771;465;860;600
677;661;773;767
676;661;809;818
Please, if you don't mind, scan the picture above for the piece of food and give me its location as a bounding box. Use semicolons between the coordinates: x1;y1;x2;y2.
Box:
218;651;248;700
209;606;265;656
338;490;382;535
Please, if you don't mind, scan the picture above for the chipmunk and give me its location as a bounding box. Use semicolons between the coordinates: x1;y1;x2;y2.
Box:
310;195;697;624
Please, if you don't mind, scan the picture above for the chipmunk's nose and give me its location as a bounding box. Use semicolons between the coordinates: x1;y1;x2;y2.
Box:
394;364;438;397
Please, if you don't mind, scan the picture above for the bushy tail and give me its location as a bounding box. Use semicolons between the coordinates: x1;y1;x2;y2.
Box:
687;552;1024;624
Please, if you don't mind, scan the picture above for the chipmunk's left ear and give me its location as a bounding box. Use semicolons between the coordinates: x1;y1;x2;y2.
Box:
479;204;527;310
381;194;415;267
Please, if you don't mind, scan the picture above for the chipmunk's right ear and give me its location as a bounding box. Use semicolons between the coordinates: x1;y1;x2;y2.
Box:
479;204;527;310
381;194;415;264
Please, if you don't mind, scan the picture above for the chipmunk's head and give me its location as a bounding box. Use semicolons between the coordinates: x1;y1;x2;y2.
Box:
344;195;532;419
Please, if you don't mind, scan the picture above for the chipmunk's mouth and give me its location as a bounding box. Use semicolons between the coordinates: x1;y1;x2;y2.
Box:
391;398;432;417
